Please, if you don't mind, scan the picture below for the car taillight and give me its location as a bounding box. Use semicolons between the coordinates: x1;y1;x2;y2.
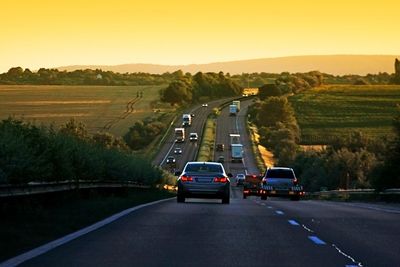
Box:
293;178;298;185
214;177;228;183
181;175;193;182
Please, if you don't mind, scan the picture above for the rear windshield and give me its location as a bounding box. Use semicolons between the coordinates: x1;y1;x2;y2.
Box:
185;164;222;173
265;169;295;179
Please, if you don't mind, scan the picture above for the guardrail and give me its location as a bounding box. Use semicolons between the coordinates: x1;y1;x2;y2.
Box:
0;181;150;198
306;188;400;201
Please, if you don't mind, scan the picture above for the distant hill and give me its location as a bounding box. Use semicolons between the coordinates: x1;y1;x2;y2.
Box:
57;55;400;75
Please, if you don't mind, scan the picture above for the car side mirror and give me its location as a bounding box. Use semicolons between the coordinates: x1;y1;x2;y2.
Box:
174;171;182;176
227;173;233;178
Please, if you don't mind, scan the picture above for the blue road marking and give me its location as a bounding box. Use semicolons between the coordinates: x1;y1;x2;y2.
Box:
308;235;326;245
288;220;300;226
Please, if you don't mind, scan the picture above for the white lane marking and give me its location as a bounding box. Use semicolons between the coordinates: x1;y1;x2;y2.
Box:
275;210;284;215
301;224;314;233
1;198;175;267
288;219;300;226
267;206;273;209
261;203;266;206
159;141;175;167
333;244;363;267
308;235;326;245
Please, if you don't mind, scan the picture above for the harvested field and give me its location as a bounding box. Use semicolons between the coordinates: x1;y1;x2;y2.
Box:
0;85;172;137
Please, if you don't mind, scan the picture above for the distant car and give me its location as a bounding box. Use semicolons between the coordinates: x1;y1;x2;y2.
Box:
216;143;224;152
174;148;182;154
235;173;245;186
260;167;304;201
166;156;176;164
190;113;195;117
176;162;231;204
243;174;263;199
189;132;198;142
217;155;225;163
202;103;208;107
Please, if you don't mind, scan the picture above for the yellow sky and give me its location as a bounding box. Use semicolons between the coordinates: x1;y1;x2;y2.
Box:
1;0;400;72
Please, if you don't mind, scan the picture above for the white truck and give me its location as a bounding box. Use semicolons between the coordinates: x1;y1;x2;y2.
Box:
229;134;240;148
182;114;192;127
175;128;185;142
231;144;244;162
229;104;237;116
232;100;240;112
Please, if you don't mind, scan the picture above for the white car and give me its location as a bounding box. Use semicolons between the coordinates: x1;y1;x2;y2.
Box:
235;173;245;186
189;132;198;142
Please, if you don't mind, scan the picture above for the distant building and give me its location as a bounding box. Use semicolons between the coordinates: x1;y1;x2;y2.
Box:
96;74;103;79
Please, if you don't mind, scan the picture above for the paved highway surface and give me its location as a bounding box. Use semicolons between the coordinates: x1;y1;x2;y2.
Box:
18;197;400;266
7;98;400;267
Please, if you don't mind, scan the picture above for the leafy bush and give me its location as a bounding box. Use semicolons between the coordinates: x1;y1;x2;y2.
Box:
0;117;163;185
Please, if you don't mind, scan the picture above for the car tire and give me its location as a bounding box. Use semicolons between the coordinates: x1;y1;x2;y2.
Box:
261;195;267;200
177;194;185;203
243;194;247;199
290;196;300;201
222;195;230;204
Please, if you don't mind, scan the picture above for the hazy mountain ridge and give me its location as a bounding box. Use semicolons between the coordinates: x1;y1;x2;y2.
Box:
57;55;400;75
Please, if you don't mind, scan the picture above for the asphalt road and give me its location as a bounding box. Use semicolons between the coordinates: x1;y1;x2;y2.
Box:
19;198;400;266
153;98;236;171
9;98;400;266
214;98;259;176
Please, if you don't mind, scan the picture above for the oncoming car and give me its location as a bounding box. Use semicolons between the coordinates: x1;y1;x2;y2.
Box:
166;156;176;164
189;132;198;142
176;162;231;204
174;147;182;154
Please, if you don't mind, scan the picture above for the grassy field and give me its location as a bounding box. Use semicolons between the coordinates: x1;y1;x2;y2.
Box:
0;85;172;137
289;85;400;144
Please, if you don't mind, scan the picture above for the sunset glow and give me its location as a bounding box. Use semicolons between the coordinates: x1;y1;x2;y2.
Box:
1;0;400;72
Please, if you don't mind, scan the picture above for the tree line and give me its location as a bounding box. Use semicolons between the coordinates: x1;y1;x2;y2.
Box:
0;118;167;185
160;71;242;105
0;67;183;86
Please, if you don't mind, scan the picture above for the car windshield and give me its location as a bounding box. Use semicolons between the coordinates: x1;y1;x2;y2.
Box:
266;169;295;179
185;164;222;173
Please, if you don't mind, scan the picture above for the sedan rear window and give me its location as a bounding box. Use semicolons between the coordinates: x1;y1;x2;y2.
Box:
265;169;295;179
185;164;222;173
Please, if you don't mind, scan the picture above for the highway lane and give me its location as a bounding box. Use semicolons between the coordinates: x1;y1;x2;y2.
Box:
153;98;236;172
215;98;260;177
18;196;400;266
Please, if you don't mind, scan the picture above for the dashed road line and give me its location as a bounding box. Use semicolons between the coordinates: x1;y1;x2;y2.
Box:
288;219;300;226
308;235;326;245
275;210;284;215
333;244;363;267
301;224;314;233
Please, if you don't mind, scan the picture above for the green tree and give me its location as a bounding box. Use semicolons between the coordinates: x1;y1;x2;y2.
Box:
258;83;282;100
257;97;296;127
160;80;193;105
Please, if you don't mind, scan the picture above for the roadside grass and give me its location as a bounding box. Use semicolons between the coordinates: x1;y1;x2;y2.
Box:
0;85;171;137
247;122;272;173
0;188;174;262
289;84;400;144
196;116;217;161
